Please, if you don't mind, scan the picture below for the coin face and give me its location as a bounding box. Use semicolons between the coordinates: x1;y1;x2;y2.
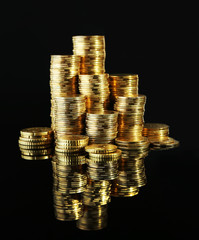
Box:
20;127;53;136
144;123;169;130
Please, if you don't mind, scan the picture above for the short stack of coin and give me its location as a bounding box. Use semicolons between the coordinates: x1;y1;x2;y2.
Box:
53;95;86;139
78;74;110;111
18;127;54;160
50;55;81;130
86;111;118;144
114;95;146;139
86;144;121;181
109;74;139;107
111;137;149;196
76;205;108;230
143;123;180;150
72;35;106;75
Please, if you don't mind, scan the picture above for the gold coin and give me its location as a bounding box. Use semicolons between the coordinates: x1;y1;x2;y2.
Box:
85;144;117;153
20;127;53;137
21;155;52;160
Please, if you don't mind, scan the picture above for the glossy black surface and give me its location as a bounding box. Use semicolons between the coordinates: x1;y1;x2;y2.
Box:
2;2;198;239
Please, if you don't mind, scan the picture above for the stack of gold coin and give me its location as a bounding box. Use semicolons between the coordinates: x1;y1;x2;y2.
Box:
86;111;118;144
72;35;105;75
86;144;121;181
18;127;54;160
53;191;83;221
53;95;86;138
50;55;81;130
78;74;110;111
114;95;146;139
76;205;108;230
82;178;111;206
143;123;180;150
111;181;139;197
109;74;139;107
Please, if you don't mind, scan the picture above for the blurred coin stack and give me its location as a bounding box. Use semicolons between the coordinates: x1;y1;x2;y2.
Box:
76;205;108;231
78;74;110;111
86;111;118;144
143;123;179;150
52;135;89;221
114;95;146;140
18;127;54;160
50;55;81;130
72;35;106;75
53;95;86;139
111;137;150;197
109;74;139;108
86;144;121;181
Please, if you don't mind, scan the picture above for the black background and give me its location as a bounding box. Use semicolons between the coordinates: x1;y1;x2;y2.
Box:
2;1;199;239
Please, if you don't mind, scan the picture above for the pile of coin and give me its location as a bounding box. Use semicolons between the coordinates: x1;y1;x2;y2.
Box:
109;74;139;106
82;178;111;206
52;135;89;221
86;111;118;144
86;144;121;181
78;74;110;111
72;35;106;75
114;95;146;139
76;205;108;230
18;127;54;160
111;138;150;196
50;55;81;130
53;95;86;138
143;123;180;150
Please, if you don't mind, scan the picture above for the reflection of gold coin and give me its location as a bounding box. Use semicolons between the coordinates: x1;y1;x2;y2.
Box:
20;127;53;137
85;144;117;154
21;155;52;160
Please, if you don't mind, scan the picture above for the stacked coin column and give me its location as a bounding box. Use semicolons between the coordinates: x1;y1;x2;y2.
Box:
50;55;81;131
111;138;150;197
52;135;89;221
76;144;121;230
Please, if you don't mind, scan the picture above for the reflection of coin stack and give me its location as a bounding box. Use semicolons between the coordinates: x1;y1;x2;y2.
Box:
86;145;121;181
86;111;118;144
111;138;150;197
72;35;105;75
78;74;110;111
143;123;179;150
52;135;89;221
77;205;108;231
109;74;139;108
18;127;54;160
53;95;86;139
50;55;81;130
114;95;146;139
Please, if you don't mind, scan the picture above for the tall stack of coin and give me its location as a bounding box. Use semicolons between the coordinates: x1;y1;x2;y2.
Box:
72;35;105;75
114;95;146;139
86;144;121;181
86;111;118;144
50;55;81;130
143;123;179;150
76;205;108;230
109;74;139;107
52;135;89;221
53;95;86;139
18;127;54;160
111;137;150;197
78;74;110;111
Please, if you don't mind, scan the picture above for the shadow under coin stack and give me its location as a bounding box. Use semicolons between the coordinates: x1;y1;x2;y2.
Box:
52;135;89;221
86;110;118;144
109;74;139;108
53;95;86;139
143;123;180;150
76;144;118;230
78;74;110;111
50;55;81;130
112;138;150;197
18;127;54;160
